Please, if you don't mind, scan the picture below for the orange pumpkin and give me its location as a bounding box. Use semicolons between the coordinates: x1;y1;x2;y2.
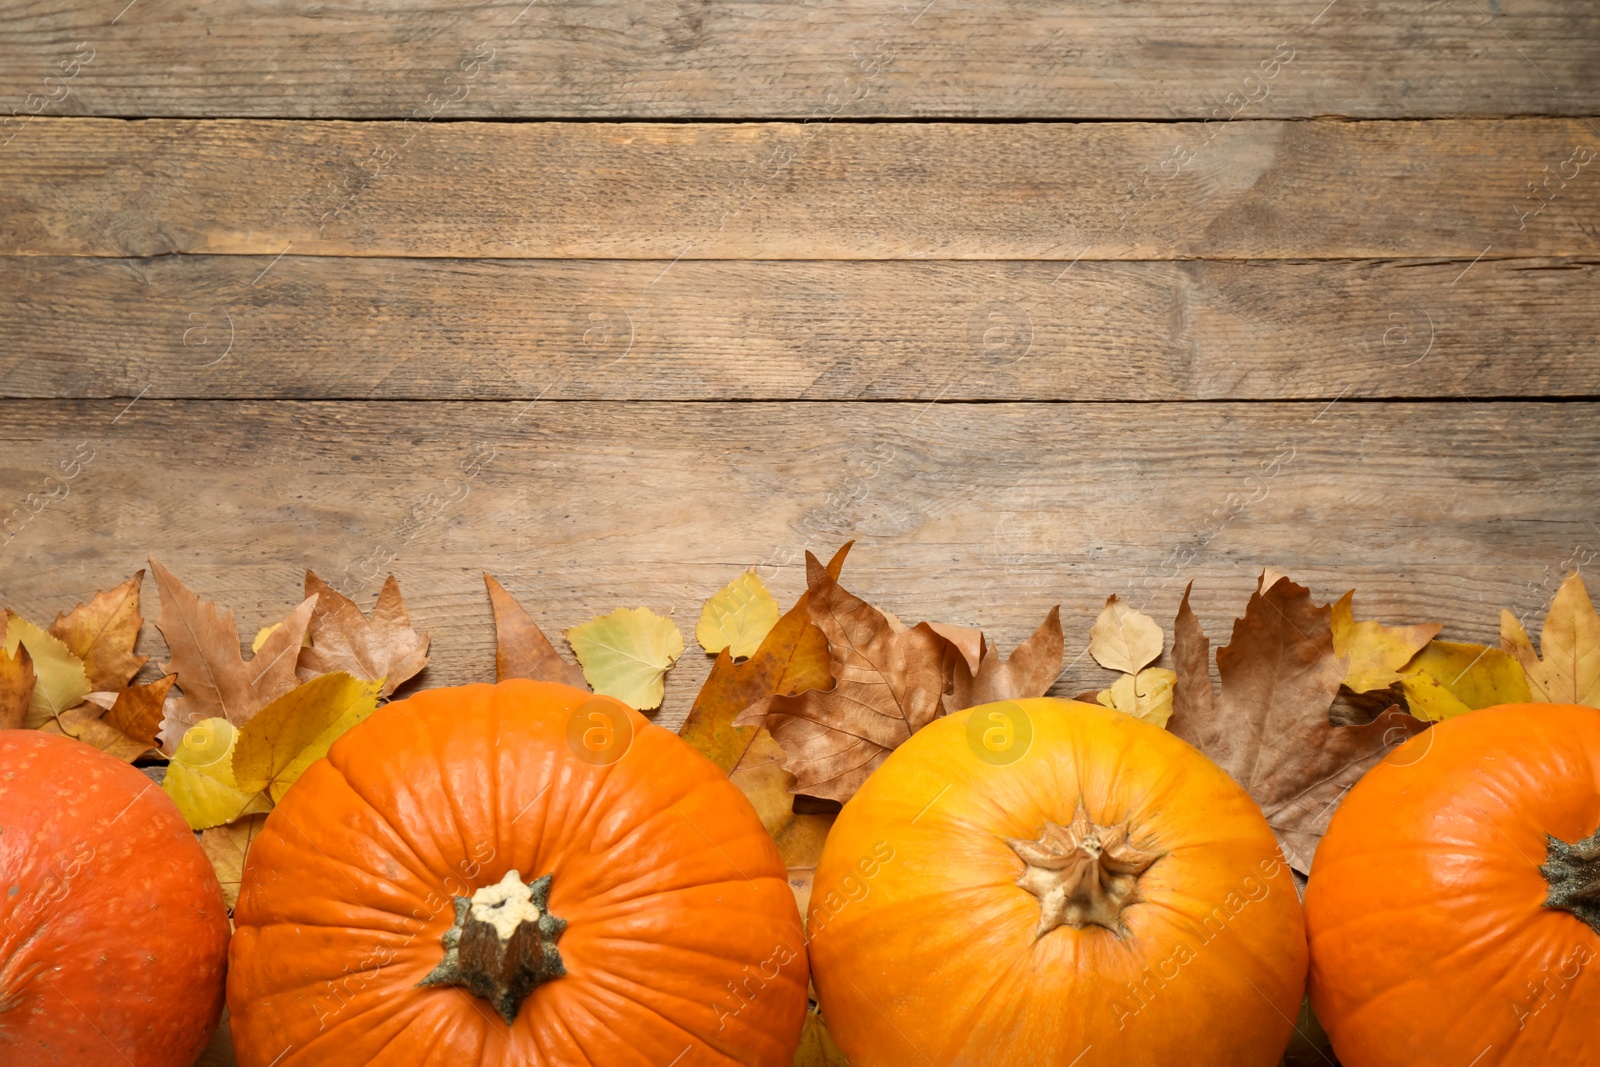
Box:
0;730;230;1065
227;679;808;1066
1306;702;1600;1066
808;698;1307;1066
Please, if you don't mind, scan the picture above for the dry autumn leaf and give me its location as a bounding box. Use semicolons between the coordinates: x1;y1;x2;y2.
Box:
944;607;1064;713
1501;573;1600;707
163;717;271;831
1096;668;1177;728
793;1006;851;1067
736;551;945;803
106;674;177;751
566;607;684;711
1089;595;1163;676
485;574;587;690
233;671;383;803
45;571;148;691
1330;590;1441;694
38;703;158;763
200;813;269;910
0;630;34;731
298;571;429;697
151;558;316;750
1168;575;1426;874
696;569;782;660
3;614;91;729
1398;640;1532;721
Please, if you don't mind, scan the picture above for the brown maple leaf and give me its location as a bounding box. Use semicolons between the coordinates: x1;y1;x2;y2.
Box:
298;571;430;696
943;607;1063;713
151;558;316;751
45;571;148;691
736;550;946;802
484;574;588;690
1167;575;1425;874
0;624;34;731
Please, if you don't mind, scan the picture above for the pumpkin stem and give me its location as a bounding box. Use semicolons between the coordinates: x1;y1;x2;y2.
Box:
1005;807;1160;940
417;869;567;1024
1543;829;1600;934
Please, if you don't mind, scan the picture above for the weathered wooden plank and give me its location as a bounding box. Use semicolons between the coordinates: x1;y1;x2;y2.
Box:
4;255;1599;400
3;119;1599;259
1;1;1595;120
2;399;1593;730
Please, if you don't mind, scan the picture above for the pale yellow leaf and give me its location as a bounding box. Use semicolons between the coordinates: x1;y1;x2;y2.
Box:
1330;591;1442;694
567;608;684;710
251;623;279;654
162;717;270;831
3;615;91;729
1089;595;1164;676
1097;667;1176;728
1501;574;1600;707
233;672;383;802
695;570;781;660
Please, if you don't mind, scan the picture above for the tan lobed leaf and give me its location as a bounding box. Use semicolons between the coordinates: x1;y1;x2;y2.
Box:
298;571;430;697
924;621;985;676
0;625;34;730
1501;574;1600;707
1398;640;1533;721
484;574;588;690
37;702;159;763
1168;577;1426;874
735;551;946;803
45;571;148;691
793;1005;851;1067
1089;595;1164;676
695;569;782;660
200;813;269;911
151;558;316;750
726;729;837;918
163;717;271;830
566;607;684;711
943;607;1064;713
1096;667;1177;728
678;545;850;774
233;672;384;803
1330;590;1442;694
3;614;92;729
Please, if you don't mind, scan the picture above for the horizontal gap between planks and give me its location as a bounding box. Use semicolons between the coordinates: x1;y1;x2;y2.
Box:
24;113;1600;125
4;396;1599;407
11;252;1591;265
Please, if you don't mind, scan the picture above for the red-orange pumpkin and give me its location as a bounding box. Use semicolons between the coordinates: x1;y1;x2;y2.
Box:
0;730;230;1065
227;679;808;1066
1306;702;1600;1066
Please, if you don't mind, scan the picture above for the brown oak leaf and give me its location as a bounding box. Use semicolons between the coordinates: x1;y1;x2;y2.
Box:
942;607;1063;713
45;571;148;691
484;574;587;690
736;550;946;802
298;571;429;696
151;558;316;751
1168;574;1425;874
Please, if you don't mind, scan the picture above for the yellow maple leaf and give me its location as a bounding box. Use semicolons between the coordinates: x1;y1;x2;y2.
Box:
233;671;383;802
1398;640;1532;721
3;614;91;729
1096;667;1177;727
1330;591;1442;694
696;570;781;660
567;607;684;710
163;717;271;830
1501;574;1600;707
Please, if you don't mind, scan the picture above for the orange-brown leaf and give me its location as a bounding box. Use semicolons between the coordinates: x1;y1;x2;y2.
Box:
484;574;587;690
45;571;148;692
942;607;1063;713
106;674;177;752
298;572;429;696
0;631;35;731
1168;575;1424;874
39;701;160;763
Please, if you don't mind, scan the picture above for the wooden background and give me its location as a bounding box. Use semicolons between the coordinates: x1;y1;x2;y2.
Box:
0;0;1597;1064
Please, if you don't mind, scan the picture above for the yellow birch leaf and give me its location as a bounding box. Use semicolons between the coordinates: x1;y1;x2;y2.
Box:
1398;640;1532;722
233;672;383;802
163;717;270;830
1089;595;1164;676
567;608;684;711
696;570;781;660
200;813;269;910
1330;591;1442;694
3;615;91;729
1501;574;1600;707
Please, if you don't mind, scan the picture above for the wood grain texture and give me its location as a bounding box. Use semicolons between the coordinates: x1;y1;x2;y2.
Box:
4;254;1599;400
1;1;1596;119
2;399;1593;730
5;119;1599;259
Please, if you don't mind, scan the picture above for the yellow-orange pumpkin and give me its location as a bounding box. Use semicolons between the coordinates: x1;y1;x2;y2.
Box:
227;680;808;1066
808;699;1307;1066
1306;702;1600;1066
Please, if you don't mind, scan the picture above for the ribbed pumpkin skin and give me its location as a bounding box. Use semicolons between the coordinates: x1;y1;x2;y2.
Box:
1306;703;1600;1067
0;731;230;1065
808;699;1306;1066
228;680;808;1067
